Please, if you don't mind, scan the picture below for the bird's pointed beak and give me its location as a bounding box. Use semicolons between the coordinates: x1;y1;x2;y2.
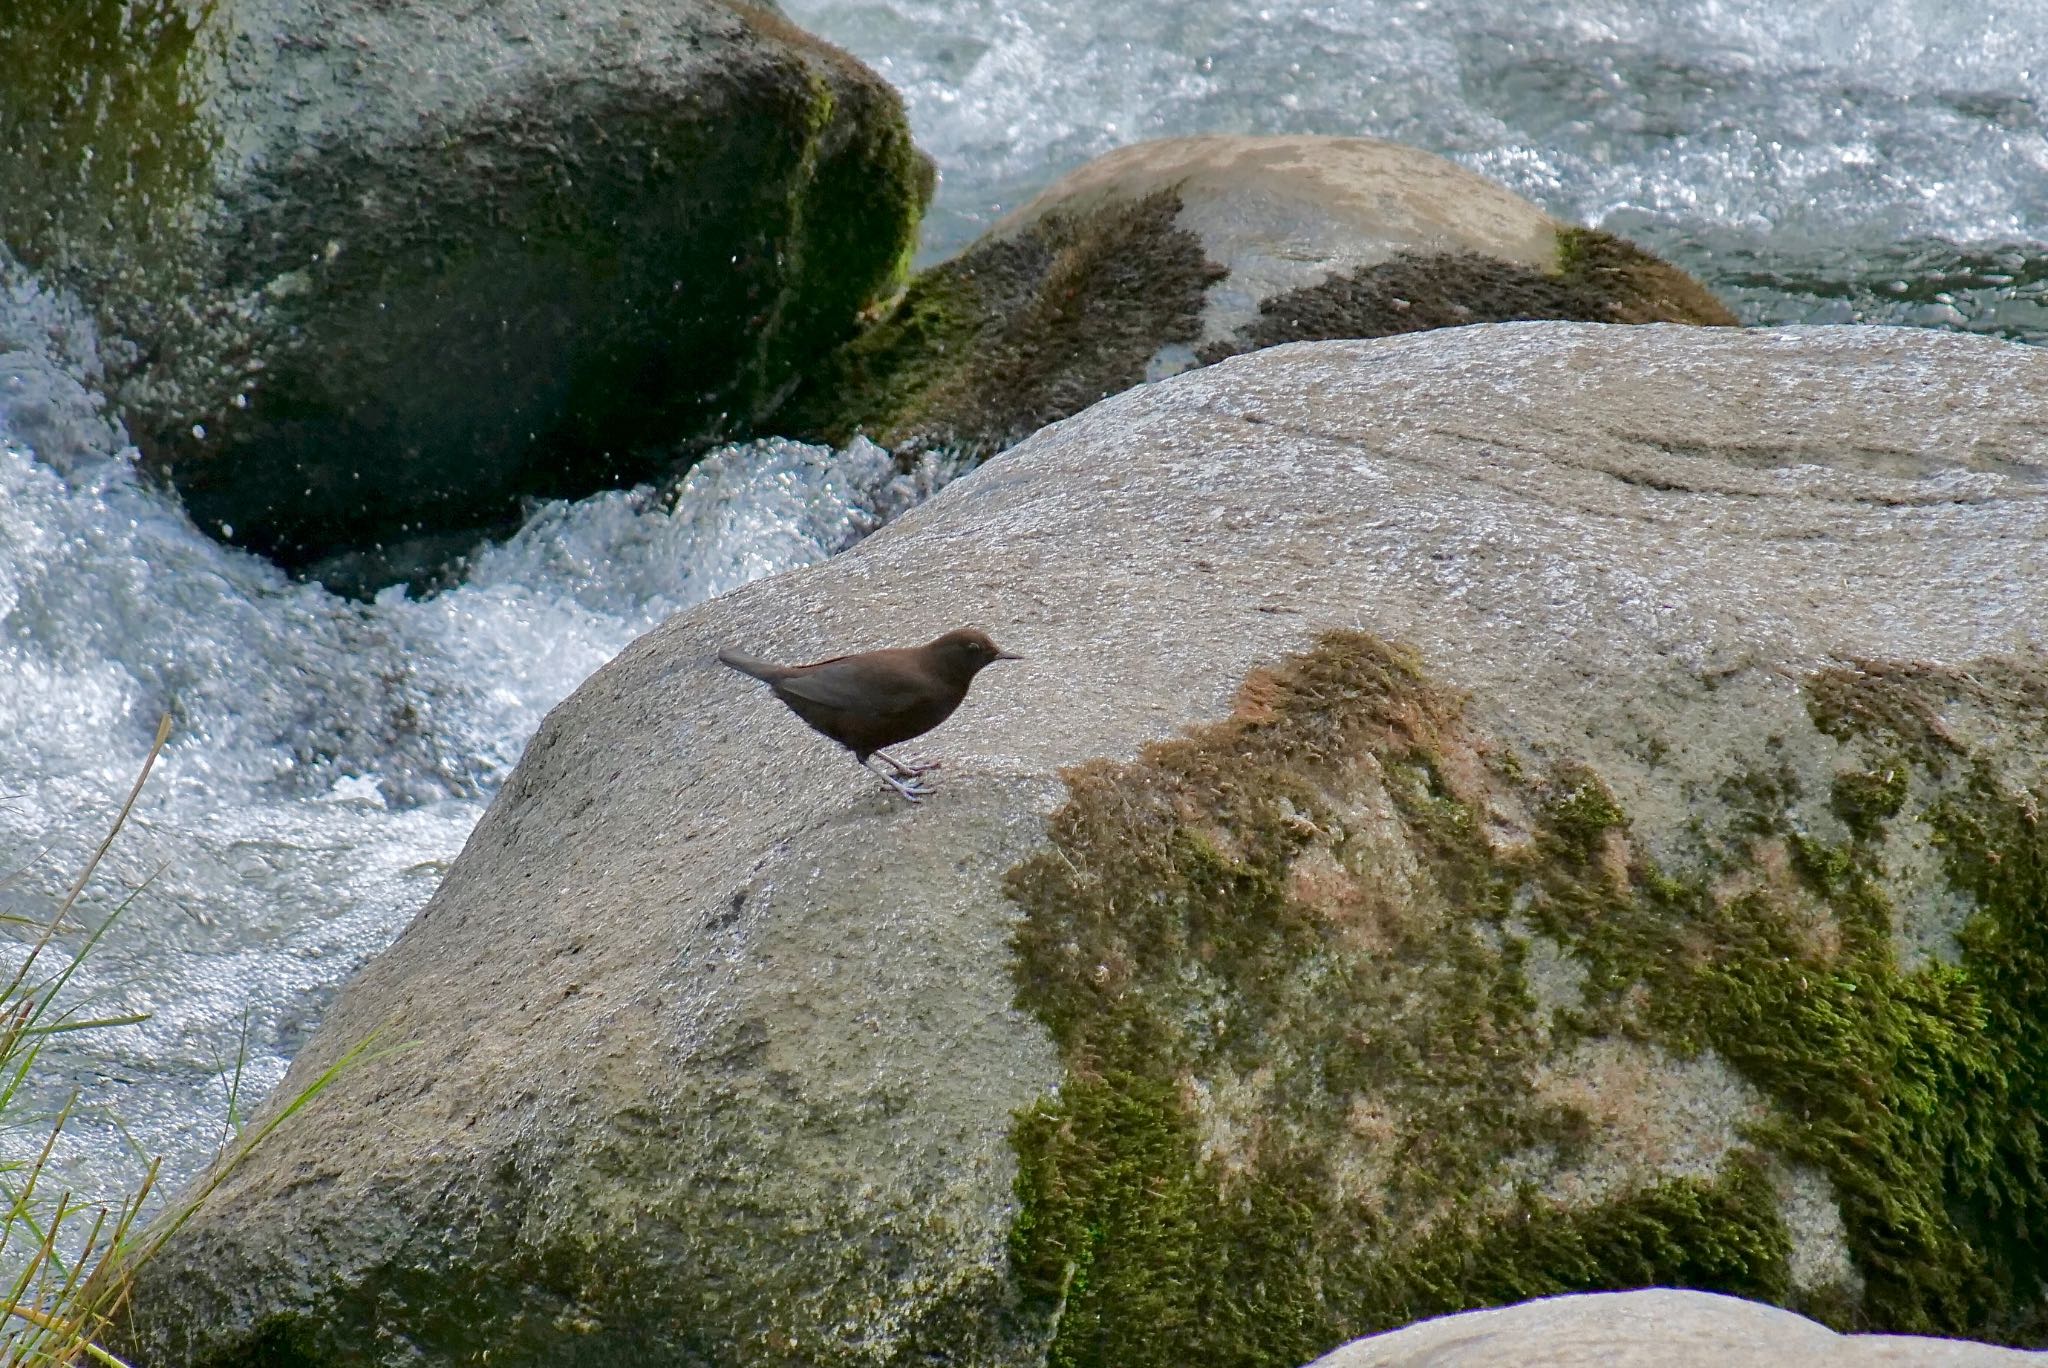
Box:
995;649;1025;662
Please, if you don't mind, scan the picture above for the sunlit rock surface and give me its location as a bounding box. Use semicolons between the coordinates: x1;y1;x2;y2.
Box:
0;0;930;575
1304;1290;2048;1367
119;324;2048;1365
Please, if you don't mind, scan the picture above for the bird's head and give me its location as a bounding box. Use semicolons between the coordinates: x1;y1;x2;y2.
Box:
926;628;1023;682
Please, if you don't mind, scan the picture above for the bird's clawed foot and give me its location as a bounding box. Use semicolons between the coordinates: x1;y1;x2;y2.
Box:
864;757;934;804
872;748;943;778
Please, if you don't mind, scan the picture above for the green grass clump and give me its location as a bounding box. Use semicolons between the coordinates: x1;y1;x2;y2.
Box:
0;716;379;1365
0;718;171;1366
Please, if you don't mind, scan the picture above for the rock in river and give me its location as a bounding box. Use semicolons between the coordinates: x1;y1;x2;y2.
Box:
0;0;930;581
776;134;1736;459
119;324;2048;1366
1304;1290;2048;1367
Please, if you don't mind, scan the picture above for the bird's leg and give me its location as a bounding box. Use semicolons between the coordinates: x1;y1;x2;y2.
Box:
860;755;930;803
871;747;942;778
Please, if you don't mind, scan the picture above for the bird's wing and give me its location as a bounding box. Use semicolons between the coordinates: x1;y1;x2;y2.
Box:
771;656;926;713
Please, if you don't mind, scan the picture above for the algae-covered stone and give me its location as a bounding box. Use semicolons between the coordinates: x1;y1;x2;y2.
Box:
0;0;930;579
116;325;2047;1365
775;134;1734;457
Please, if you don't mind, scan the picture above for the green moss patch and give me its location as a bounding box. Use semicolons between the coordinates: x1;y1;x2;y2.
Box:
777;213;1733;467
0;0;221;277
1201;228;1735;364
1004;632;2048;1366
774;189;1226;456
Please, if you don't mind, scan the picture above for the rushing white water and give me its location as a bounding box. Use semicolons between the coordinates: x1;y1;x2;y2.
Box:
0;264;946;1206
3;0;2046;1231
785;0;2048;338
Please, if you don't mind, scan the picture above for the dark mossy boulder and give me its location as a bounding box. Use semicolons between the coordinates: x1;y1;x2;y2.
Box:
115;325;2048;1366
0;0;930;577
773;134;1735;458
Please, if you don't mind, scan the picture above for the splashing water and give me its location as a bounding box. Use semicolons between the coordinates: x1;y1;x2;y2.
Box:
784;0;2048;339
0;262;949;1206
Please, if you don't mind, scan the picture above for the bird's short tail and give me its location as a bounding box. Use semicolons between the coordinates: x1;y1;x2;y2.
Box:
717;649;782;683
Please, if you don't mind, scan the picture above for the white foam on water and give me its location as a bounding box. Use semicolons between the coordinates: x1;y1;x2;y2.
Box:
786;0;2048;336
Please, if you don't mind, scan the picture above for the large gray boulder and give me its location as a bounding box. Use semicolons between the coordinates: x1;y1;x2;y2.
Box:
118;324;2048;1366
0;0;929;579
776;134;1736;457
1305;1291;2048;1366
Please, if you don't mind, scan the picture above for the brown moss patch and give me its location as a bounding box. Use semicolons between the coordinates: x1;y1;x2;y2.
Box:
776;212;1732;467
775;189;1227;456
1005;631;2048;1367
1199;227;1735;364
1807;656;2048;764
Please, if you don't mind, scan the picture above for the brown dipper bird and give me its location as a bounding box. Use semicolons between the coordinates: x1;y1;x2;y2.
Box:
718;628;1022;802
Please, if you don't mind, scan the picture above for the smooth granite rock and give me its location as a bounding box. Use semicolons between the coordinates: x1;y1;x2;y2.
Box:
1305;1290;2048;1366
118;324;2048;1366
